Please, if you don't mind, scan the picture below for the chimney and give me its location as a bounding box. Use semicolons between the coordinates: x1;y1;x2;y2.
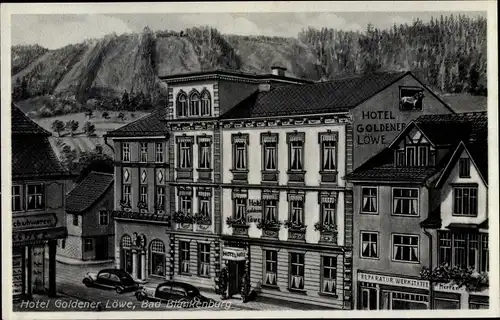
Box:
271;66;287;77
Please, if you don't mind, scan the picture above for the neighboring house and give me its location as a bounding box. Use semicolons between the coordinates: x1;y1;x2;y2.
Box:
344;112;488;310
218;71;453;309
105;108;170;281
62;172;115;262
11;103;71;300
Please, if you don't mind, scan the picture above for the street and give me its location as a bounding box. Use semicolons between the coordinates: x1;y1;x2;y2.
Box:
13;260;249;312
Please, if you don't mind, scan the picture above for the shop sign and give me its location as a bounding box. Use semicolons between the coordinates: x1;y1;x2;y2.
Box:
358;272;429;290
247;199;262;214
223;247;246;261
13;213;58;231
13;226;67;244
433;282;466;293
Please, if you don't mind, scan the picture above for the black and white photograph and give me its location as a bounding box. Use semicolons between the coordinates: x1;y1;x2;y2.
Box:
1;1;498;319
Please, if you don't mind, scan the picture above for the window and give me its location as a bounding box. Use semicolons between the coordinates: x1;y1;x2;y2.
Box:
73;214;79;226
179;241;190;274
264;250;277;285
155;143;164;163
200;90;211;116
321;202;336;225
391;292;428;309
399;87;424;111
320;133;338;171
189;91;200;117
198;243;210;277
392;188;419;216
234;142;247;170
178;140;193;169
361;232;379;258
459;158;471;178
360;287;378;310
289;253;305;290
361;187;377;213
290;200;304;224
179;195;192;215
140;142;148;162
453;186;478;216
393;234;419;262
122;142;130;162
199;197;211;218
234;198;247;220
12;185;22;211
26;184;44;210
321;256;337;294
263;141;277;171
177;92;188;117
123;185;131;206
140;185;148;204
198;140;211;169
438;231;488;272
418;146;428;166
405;146;416;166
99;210;109;225
263;199;277;222
84;239;93;252
396;149;405;166
289;139;304;171
156;186;165;210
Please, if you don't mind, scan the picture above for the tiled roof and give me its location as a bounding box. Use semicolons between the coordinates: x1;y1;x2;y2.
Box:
11;103;51;136
221;71;408;119
105;108;167;137
12;136;70;179
414;112;487;146
66;172;114;213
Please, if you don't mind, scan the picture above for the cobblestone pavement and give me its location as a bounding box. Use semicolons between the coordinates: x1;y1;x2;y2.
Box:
13;260;305;312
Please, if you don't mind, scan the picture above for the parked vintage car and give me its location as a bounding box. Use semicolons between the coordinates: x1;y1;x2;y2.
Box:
82;268;140;294
134;281;214;307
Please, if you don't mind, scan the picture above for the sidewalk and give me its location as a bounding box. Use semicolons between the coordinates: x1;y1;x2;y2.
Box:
56;255;114;266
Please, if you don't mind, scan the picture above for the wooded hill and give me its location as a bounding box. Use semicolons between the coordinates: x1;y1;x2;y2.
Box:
11;14;487;117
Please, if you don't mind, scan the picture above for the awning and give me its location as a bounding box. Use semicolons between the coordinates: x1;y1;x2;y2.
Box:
446;222;480;230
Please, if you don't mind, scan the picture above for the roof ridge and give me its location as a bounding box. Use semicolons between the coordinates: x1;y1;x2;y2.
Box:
88;171;115;177
11;103;52;136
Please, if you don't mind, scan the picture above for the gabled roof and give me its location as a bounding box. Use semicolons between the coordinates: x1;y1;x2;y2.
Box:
66;172;114;213
220;71;409;119
345;112;487;183
11;103;51;136
105;108;168;137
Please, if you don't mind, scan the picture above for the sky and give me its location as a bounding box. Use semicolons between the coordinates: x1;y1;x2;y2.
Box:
10;11;486;50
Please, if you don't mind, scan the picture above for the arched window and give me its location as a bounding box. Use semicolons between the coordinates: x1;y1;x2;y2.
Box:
201;90;211;116
176;91;187;117
189;91;200;117
150;239;166;277
120;234;133;274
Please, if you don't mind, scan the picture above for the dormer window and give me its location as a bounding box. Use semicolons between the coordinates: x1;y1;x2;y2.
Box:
201;90;211;116
405;146;416;166
189;91;200;117
176;91;188;117
459;158;471;178
395;143;435;167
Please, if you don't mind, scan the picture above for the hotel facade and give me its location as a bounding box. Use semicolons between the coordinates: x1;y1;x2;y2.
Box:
345;112;488;310
107;68;454;309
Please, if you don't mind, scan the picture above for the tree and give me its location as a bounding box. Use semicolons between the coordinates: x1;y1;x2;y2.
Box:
85;109;94;119
75;146;114;183
102;111;109;119
65;120;79;136
121;90;130;110
83;121;96;136
117;112;126;121
59;145;78;172
51;120;65;137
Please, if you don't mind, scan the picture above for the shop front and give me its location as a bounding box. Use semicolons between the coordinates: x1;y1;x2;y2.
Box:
12;226;68;300
115;220;169;281
357;271;430;310
433;282;489;309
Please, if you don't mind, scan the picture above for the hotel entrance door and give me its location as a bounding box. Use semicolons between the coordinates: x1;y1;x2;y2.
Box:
228;260;245;297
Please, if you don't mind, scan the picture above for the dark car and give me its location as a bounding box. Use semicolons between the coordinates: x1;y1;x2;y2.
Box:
82;268;140;294
135;281;214;308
